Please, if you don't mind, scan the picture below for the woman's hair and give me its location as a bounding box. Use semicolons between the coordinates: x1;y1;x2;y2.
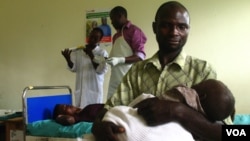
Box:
92;27;104;40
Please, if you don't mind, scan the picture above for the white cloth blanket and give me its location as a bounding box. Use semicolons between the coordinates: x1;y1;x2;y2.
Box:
101;94;195;141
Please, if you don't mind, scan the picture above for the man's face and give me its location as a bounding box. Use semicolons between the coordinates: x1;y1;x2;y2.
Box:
110;12;123;30
153;7;190;53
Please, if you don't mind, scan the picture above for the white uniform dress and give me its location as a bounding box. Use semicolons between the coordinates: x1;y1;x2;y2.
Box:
69;46;108;108
107;28;133;99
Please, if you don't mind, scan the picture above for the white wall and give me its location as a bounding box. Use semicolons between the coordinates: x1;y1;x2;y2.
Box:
0;0;249;114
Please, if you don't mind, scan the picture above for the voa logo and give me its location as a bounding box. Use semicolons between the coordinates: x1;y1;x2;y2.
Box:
226;129;246;136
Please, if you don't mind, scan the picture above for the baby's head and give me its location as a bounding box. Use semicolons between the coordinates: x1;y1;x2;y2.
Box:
191;79;235;121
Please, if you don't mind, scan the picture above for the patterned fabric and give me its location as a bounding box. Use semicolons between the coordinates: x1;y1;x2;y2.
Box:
106;51;217;107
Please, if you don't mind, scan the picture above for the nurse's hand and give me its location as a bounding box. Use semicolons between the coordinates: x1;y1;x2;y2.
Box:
106;57;125;66
61;48;72;61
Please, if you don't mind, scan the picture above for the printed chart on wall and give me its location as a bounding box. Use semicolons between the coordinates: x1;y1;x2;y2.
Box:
86;9;112;48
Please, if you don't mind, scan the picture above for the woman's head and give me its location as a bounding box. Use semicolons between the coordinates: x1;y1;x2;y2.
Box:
53;104;81;125
53;104;81;119
88;27;104;45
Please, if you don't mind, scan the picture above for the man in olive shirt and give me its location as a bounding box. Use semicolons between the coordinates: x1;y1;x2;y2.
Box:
92;1;231;141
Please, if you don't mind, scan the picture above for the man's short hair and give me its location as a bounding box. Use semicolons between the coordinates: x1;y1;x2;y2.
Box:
110;6;127;18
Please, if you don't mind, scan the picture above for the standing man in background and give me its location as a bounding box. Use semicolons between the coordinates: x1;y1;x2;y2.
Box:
61;27;108;108
106;6;147;99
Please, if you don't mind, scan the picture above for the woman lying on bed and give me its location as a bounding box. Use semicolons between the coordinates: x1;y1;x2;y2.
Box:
53;103;104;126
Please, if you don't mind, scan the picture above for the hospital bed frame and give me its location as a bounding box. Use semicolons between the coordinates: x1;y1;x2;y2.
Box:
22;85;72;141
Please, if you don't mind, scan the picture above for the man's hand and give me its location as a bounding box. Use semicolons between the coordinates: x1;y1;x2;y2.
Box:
135;97;180;126
55;115;75;126
92;121;125;141
106;57;125;66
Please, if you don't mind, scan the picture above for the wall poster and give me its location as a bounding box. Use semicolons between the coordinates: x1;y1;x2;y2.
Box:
86;9;112;47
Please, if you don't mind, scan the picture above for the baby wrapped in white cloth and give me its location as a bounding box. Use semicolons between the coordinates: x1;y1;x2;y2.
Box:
88;79;235;141
102;93;195;141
